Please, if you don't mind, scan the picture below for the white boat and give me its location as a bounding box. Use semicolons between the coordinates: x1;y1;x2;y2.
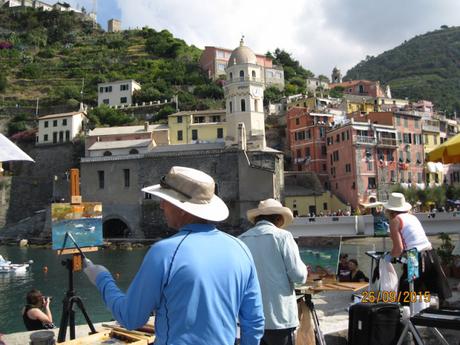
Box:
0;255;31;273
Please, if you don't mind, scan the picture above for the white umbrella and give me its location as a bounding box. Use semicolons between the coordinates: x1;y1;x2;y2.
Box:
0;133;34;162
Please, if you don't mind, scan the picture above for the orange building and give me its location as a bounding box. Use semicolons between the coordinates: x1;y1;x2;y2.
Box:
286;107;333;187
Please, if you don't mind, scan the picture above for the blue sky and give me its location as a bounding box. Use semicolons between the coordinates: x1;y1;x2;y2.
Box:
65;0;460;77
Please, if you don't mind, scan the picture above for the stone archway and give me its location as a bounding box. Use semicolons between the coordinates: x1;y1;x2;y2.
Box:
103;218;130;238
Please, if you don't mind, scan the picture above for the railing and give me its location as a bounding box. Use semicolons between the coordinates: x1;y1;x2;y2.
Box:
377;138;398;146
422;124;440;132
353;135;377;145
224;77;264;85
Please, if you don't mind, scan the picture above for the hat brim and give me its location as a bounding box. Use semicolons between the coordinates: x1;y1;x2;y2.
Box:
382;202;412;212
247;207;293;228
142;184;229;222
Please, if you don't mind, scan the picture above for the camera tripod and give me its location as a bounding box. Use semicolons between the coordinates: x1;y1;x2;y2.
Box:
57;256;97;342
303;293;326;345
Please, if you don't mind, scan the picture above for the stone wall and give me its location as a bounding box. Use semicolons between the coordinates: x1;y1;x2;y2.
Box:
6;141;84;225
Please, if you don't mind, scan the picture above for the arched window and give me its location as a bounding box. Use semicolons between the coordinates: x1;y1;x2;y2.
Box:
129;148;139;154
239;70;244;81
251;70;256;79
103;151;112;156
241;99;246;112
229;72;233;80
229;101;232;113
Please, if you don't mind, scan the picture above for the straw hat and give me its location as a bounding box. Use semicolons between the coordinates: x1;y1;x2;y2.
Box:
382;192;412;212
141;166;229;222
247;198;293;228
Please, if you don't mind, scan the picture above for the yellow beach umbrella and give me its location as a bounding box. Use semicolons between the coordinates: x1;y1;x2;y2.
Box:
426;133;460;164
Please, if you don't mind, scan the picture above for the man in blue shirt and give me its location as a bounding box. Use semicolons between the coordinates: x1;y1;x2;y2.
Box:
84;166;264;345
239;199;307;345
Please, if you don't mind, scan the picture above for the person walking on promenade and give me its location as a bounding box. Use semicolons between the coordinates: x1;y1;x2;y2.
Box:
22;289;54;331
383;192;452;303
83;166;264;345
239;199;307;345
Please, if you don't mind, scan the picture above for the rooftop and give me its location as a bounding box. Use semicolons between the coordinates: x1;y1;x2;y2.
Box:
88;124;168;136
168;109;226;117
88;139;152;151
38;111;86;120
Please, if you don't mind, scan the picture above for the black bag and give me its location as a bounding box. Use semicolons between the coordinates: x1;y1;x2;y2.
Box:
348;302;401;345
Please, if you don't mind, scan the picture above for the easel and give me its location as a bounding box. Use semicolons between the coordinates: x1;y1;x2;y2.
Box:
302;293;326;345
56;169;98;343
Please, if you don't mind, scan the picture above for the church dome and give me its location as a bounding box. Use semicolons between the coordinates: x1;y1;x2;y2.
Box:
227;38;257;67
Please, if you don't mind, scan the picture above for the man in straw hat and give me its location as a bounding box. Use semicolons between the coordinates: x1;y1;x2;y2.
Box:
383;192;451;304
239;199;307;345
84;166;265;344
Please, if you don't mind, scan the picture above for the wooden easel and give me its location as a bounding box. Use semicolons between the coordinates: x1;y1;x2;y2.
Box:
57;168;98;343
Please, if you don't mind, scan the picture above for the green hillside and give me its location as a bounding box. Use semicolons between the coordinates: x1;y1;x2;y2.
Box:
345;26;460;114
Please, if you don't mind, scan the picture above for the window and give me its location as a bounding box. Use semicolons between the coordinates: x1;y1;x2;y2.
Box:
217;63;226;71
105;86;112;92
241;99;246;112
321;145;326;155
195;116;205;123
217;128;223;139
53;132;57;143
352;182;356;189
346;130;350;140
368;177;376;189
434;136;437;145
129;149;139;154
404;117;408;128
341;132;345;141
305;147;311;157
44;121;49;128
345;164;351;173
358;85;364;93
120;97;127;104
254;99;259;112
43;134;48;142
252;70;256;79
229;72;233;80
403;133;412;144
414;119;419;129
53;120;58;127
367;161;373;171
323;203;328;211
103;151;112;156
120;84;129;91
123;169;130;188
408;172;412;183
323;164;326;171
296;149;302;158
59;131;64;142
396;116;400;126
333;150;339;161
336;134;340;143
418;173;423;183
391;170;396;182
295;118;300;125
65;130;70;141
192;129;198;141
416;152;421;163
399;151;404;162
98;171;104;189
103;99;109;105
177;130;183;141
217;50;225;58
62;119;67;126
212;116;220;122
99;87;104;93
177;116;183;123
319;127;325;137
239;70;244;80
229;101;232;113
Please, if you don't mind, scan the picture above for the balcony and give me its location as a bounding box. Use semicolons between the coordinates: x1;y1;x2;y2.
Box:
353;135;377;145
377;137;398;147
224;77;264;86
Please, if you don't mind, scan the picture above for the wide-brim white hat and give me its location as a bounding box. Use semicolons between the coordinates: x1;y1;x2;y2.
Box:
382;192;412;212
142;166;229;222
247;198;293;228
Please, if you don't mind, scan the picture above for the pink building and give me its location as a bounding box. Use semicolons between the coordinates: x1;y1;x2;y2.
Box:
329;80;386;98
287;107;333;187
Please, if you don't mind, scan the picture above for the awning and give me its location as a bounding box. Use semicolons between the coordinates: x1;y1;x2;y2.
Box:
0;133;34;163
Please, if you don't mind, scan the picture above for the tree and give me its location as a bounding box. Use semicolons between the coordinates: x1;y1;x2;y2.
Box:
0;74;7;92
263;86;283;106
88;105;134;126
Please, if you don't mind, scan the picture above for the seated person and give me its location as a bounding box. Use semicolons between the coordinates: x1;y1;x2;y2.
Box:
22;289;54;331
342;259;369;282
338;253;350;282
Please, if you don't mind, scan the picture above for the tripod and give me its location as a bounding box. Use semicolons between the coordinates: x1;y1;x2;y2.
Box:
57;256;97;343
303;293;326;345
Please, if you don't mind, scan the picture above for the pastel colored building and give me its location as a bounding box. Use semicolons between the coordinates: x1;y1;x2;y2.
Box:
108;19;121;32
97;80;141;107
168;109;226;145
199;45;284;89
329;80;387;98
37;110;87;145
87;139;155;158
287;106;333;187
85;123;169;156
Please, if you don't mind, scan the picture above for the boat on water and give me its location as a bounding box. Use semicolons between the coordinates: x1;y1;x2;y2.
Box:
0;254;32;273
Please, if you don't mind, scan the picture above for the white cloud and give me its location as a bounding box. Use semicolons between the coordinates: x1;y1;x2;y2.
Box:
69;0;460;77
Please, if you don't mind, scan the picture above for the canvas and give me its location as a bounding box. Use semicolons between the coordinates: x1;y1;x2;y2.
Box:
51;202;103;250
297;236;341;276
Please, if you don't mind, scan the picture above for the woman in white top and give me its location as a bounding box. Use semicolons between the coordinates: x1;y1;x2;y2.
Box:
383;193;452;303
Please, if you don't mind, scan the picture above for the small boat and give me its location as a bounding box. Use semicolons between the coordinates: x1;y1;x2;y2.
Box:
0;255;32;273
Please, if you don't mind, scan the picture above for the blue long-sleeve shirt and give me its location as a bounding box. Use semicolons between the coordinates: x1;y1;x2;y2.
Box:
95;223;264;345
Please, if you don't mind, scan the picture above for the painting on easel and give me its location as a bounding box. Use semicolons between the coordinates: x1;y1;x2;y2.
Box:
51;202;103;250
297;236;341;276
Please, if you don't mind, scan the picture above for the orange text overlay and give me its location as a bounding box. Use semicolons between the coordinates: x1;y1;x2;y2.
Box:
361;291;431;304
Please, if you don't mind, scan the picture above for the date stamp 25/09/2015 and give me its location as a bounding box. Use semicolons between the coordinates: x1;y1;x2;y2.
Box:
361;291;431;304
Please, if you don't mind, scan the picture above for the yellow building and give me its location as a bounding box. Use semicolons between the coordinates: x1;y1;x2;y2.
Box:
422;118;443;185
168;110;226;145
283;173;348;216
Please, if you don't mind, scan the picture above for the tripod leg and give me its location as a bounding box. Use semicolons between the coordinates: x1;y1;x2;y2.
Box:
58;296;71;343
69;297;76;340
74;297;97;334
